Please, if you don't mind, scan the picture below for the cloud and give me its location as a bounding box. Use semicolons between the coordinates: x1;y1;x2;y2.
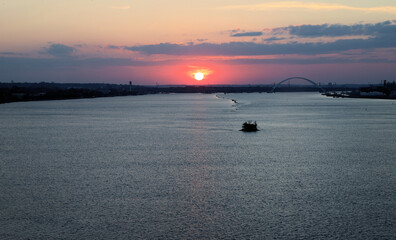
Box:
220;1;396;14
276;20;396;37
123;20;396;56
106;45;121;50
123;38;396;56
74;44;87;48
0;52;24;56
220;57;396;65
230;29;240;34
263;37;288;42
43;43;76;57
231;31;263;37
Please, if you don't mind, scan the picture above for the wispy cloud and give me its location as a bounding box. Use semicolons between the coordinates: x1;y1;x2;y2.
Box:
0;52;25;56
274;20;396;38
111;6;131;10
42;43;76;58
262;37;288;42
220;1;396;14
124;40;395;56
231;31;263;37
106;45;121;50
220;56;396;65
196;38;208;42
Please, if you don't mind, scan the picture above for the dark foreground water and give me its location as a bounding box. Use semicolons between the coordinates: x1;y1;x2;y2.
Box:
1;93;395;239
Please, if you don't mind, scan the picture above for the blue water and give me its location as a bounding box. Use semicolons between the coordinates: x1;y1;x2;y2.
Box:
1;93;395;239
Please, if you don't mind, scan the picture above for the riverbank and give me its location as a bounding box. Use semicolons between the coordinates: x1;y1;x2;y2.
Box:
324;91;396;100
323;80;396;100
1;82;360;104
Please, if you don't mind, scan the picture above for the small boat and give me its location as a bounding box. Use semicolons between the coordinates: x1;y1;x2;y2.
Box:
240;121;259;132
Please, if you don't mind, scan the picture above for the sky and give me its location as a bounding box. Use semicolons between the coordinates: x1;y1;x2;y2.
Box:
1;0;396;85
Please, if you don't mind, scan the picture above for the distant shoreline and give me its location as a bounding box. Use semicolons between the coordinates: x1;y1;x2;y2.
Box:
323;92;396;100
1;82;392;104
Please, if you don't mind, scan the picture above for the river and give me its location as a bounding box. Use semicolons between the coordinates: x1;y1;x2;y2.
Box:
1;93;395;239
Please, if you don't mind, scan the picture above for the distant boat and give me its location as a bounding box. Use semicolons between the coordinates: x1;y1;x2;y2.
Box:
240;121;259;132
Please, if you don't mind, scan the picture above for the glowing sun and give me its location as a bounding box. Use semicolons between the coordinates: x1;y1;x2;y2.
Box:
194;72;204;81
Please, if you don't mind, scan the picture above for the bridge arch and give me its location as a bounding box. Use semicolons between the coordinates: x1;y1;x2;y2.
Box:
270;77;325;93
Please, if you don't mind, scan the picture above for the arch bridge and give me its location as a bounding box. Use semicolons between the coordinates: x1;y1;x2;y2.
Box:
270;77;325;93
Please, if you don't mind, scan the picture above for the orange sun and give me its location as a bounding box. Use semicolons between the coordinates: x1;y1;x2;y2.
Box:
194;72;204;81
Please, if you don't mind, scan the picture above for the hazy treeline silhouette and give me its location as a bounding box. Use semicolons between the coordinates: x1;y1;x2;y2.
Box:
0;82;361;104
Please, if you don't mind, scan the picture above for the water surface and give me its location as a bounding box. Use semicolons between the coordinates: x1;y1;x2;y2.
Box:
1;93;395;239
